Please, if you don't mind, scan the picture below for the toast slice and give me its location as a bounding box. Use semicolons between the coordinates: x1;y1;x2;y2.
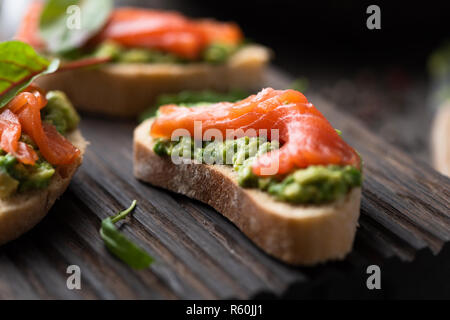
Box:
35;45;270;117
0;130;87;245
133;119;362;265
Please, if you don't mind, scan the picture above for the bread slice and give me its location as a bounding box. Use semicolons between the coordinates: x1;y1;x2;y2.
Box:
35;45;270;117
0;129;87;245
133;119;362;265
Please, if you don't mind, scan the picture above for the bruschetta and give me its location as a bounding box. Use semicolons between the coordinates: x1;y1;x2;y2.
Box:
0;85;86;245
133;88;362;265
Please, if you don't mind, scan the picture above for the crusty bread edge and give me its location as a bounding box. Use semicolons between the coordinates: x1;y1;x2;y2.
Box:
36;45;271;117
133;119;362;265
0;129;87;245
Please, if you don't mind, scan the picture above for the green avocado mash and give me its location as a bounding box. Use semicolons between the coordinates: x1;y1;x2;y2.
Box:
91;40;240;64
94;41;182;64
0;153;55;198
41;91;80;135
0;90;80;198
202;42;238;64
153;135;362;204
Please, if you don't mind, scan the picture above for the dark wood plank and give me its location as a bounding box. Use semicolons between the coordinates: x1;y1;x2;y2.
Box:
0;68;448;299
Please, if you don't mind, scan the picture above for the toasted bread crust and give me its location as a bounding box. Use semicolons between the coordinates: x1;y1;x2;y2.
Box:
133;119;361;265
0;130;87;245
35;45;270;117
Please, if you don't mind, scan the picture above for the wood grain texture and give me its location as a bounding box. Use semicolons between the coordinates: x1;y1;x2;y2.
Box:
0;68;448;299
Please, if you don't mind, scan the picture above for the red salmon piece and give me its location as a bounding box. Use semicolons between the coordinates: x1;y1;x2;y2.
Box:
0;109;38;165
16;96;80;165
5;86;80;166
151;88;360;176
93;8;243;59
17;3;243;59
92;8;204;59
15;0;45;50
195;19;243;45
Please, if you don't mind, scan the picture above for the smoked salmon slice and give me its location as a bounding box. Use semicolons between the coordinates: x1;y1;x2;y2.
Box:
15;1;45;51
93;8;243;59
0;108;38;165
17;4;243;59
4;86;80;166
195;19;243;46
92;8;205;59
150;88;360;176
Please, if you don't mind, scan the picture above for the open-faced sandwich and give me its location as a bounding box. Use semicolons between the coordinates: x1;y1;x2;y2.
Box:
16;0;270;117
0;41;86;245
134;88;363;265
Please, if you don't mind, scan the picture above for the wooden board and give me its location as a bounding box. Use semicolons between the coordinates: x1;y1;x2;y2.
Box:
0;68;449;299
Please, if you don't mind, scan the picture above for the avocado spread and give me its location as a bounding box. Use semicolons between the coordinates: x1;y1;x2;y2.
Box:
60;41;241;65
41;91;80;135
0;90;80;198
153;135;362;204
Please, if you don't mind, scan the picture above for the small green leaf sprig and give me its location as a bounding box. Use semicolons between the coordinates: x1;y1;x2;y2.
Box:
100;200;154;269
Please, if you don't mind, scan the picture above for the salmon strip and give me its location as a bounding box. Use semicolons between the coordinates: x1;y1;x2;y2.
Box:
151;88;360;176
15;0;45;50
92;8;205;59
4;86;80;166
92;8;243;59
195;19;243;45
17;4;243;59
0;109;38;165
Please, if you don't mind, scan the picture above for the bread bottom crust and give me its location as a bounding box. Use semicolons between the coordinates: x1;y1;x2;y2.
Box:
133;120;361;265
36;45;270;117
0;130;87;245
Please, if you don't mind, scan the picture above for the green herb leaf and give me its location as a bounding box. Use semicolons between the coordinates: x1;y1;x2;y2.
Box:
39;0;113;53
100;200;154;269
0;41;59;108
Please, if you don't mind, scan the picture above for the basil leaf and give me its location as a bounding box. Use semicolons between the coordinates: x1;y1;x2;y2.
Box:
39;0;113;53
100;200;154;269
0;41;59;108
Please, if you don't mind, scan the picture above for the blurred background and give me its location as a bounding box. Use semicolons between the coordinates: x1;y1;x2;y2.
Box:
1;0;449;171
